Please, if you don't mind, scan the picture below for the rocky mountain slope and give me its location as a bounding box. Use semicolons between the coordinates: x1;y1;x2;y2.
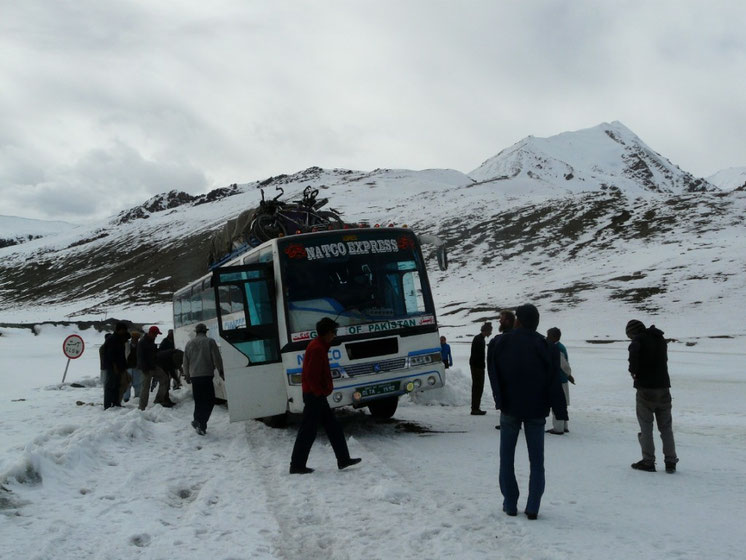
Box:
1;122;744;337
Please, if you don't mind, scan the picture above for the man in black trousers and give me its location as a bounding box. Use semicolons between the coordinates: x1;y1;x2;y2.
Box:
290;317;361;474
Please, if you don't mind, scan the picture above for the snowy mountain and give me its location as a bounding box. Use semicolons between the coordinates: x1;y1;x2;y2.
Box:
0;122;744;338
0;215;75;248
707;166;746;191
469;121;713;194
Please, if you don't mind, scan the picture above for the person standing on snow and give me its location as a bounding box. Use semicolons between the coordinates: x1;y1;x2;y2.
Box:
440;335;453;369
469;322;493;415
183;323;224;436
102;323;130;409
137;326;173;409
488;310;515;430
488;304;567;520
123;330;142;402
546;327;575;435
626;319;678;473
289;317;361;474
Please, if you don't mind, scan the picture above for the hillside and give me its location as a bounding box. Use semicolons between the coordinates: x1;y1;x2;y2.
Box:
1;122;744;338
0;215;75;248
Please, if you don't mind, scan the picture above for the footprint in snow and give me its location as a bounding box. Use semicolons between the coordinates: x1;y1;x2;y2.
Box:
130;533;152;547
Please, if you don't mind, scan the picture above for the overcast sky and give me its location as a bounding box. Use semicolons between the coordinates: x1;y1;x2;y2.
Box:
1;0;745;223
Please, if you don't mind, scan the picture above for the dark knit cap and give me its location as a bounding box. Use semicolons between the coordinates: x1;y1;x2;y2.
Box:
625;319;646;339
515;304;540;331
316;317;339;336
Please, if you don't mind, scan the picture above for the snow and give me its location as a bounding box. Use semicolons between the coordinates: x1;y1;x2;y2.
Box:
0;215;75;239
2;321;746;560
707;166;746;191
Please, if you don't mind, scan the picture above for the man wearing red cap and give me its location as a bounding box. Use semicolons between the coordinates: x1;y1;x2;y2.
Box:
137;326;173;409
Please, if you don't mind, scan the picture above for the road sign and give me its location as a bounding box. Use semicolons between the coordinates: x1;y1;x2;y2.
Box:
62;334;85;383
63;334;85;359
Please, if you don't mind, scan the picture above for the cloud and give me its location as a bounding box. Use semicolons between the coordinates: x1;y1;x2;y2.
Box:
1;1;745;222
2;141;207;222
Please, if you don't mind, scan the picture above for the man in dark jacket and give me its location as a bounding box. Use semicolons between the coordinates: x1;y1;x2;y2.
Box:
488;310;515;430
469;322;493;415
102;323;130;409
289;317;361;474
488;304;567;520
626;319;678;473
137;326;173;409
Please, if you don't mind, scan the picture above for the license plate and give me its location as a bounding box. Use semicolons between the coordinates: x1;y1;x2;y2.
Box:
358;381;400;398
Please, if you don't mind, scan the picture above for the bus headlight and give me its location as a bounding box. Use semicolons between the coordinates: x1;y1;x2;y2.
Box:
332;392;343;403
427;376;437;386
289;374;302;385
413;379;422;389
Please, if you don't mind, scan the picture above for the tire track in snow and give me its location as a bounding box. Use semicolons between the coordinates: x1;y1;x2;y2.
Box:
242;411;534;560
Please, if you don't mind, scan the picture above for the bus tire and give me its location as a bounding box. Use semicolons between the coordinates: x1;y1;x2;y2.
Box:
262;412;289;428
368;396;398;419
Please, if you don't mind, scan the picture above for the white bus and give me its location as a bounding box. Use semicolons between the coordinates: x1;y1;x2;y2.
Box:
173;227;447;424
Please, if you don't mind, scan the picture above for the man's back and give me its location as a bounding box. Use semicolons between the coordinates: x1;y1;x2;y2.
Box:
628;326;669;389
184;335;222;378
490;329;566;420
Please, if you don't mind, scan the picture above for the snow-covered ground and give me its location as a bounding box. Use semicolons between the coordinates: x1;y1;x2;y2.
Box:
2;320;745;560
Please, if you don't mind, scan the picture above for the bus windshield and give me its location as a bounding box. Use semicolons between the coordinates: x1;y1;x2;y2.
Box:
279;230;436;340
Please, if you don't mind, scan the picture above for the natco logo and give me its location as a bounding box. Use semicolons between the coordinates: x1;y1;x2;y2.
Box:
284;244;307;259
397;236;415;250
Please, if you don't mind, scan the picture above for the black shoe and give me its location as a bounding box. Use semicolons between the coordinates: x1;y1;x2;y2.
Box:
665;461;677;474
564;428;569;433
631;460;656;472
545;429;564;435
338;457;362;470
160;400;175;408
502;506;517;516
525;512;538;520
197;426;206;436
289;465;315;475
495;425;501;430
471;410;487;416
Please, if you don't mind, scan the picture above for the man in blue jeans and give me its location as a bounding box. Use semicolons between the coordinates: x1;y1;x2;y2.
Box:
487;304;567;520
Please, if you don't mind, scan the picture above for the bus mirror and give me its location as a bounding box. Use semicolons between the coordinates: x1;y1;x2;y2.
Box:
436;245;448;271
419;233;448;271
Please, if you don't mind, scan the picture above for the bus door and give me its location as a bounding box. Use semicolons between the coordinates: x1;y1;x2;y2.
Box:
213;264;286;421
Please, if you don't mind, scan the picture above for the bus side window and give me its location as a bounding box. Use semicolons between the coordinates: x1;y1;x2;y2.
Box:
202;287;216;322
174;298;183;328
183;295;192;324
191;290;203;322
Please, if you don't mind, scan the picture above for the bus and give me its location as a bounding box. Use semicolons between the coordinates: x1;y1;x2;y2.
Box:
172;227;447;423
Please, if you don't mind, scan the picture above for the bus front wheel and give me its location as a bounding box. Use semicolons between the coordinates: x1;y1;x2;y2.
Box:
368;396;398;419
262;412;289;428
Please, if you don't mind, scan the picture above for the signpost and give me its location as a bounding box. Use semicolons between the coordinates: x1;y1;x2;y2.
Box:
62;334;85;383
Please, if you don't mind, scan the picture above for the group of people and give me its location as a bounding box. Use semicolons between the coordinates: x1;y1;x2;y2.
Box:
439;304;678;520
98;322;226;437
99;323;178;410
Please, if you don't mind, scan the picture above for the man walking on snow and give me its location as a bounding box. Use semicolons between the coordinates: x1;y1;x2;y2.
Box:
183;323;224;436
626;319;678;473
289;317;361;474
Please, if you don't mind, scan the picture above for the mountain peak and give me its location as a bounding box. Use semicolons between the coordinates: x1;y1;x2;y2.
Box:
469;121;712;194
